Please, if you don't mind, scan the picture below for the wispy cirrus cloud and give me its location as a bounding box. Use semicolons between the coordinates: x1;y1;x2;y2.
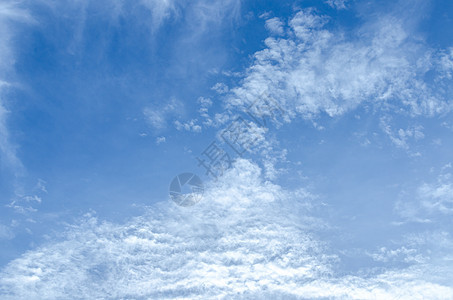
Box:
379;116;425;152
143;98;184;130
395;163;453;222
416;164;453;215
0;1;32;176
0;0;40;242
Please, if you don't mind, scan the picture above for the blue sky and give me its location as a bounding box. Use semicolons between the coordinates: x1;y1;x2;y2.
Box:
1;0;453;298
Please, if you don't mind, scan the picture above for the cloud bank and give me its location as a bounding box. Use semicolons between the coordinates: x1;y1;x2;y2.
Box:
1;160;452;299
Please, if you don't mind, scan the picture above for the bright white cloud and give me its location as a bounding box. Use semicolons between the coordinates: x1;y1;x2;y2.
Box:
1;159;452;299
228;9;453;124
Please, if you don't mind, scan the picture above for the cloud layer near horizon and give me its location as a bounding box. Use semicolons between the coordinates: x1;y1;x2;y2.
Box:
1;160;452;299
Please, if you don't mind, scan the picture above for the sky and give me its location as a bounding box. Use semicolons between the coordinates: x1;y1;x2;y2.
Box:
0;0;453;299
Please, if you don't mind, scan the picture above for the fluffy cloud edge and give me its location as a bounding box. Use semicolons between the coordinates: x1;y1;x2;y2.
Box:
1;159;452;299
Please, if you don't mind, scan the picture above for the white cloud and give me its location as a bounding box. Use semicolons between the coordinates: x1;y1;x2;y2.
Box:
0;2;46;235
325;0;349;10
174;119;202;132
368;246;425;264
39;0;177;35
143;98;184;130
0;1;31;176
183;0;241;36
156;136;166;144
139;0;177;29
227;9;453;124
0;224;14;240
143;108;167;129
380;117;424;150
265;17;284;36
1;3;453;299
0;2;40;239
197;97;215;127
211;82;229;94
1;159;452;299
197;96;212;108
418;178;453;215
7;192;43;215
395;164;453;221
34;179;47;194
439;48;453;79
0;100;23;174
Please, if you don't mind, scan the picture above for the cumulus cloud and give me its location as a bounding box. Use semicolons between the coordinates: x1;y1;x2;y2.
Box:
1;159;452;299
227;8;453;124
